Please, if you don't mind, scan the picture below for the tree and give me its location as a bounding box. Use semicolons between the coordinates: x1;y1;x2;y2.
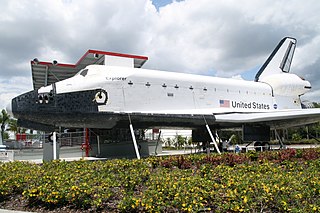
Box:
312;102;320;108
3;132;9;140
8;119;17;134
292;133;302;141
175;135;187;148
0;109;10;144
163;137;172;147
187;137;193;146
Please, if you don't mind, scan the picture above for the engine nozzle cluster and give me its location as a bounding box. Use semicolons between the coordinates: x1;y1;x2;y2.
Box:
38;92;54;104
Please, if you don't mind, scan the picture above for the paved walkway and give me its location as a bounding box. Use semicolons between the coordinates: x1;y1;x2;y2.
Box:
0;210;33;213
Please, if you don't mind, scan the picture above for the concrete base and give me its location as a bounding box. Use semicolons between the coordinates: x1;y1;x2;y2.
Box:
0;151;14;162
43;142;60;161
91;140;162;159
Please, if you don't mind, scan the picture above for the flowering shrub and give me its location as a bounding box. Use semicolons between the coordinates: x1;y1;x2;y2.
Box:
301;148;319;160
0;148;319;212
0;161;40;200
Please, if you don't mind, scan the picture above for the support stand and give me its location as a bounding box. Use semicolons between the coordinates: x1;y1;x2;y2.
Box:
97;135;101;157
85;128;90;157
53;132;57;160
128;115;141;159
205;124;221;154
154;130;162;155
43;132;59;161
0;132;3;145
275;129;285;149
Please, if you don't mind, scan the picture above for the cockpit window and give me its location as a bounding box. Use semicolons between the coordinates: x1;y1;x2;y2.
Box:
79;69;88;77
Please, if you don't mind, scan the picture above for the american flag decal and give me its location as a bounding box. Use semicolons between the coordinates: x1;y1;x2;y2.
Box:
219;99;230;107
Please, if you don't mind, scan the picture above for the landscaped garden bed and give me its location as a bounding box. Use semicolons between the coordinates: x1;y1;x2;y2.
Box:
0;148;319;212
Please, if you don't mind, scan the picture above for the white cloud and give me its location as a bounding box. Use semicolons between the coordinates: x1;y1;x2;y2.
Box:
0;77;32;109
294;35;320;73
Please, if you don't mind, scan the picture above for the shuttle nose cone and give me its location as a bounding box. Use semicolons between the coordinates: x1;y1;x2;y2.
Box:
6;101;13;117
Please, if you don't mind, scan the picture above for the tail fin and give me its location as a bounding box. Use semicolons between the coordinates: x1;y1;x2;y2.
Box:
255;37;296;82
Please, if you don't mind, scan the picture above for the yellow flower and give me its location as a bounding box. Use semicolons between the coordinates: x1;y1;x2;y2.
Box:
243;196;248;204
234;206;240;211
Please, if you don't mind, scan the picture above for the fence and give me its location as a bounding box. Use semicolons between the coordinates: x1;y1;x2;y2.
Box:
4;131;90;150
59;131;87;147
5;129;284;152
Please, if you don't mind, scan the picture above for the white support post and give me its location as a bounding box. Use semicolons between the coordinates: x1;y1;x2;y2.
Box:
0;131;3;145
53;132;57;160
97;135;101;157
205;125;221;154
129;124;141;159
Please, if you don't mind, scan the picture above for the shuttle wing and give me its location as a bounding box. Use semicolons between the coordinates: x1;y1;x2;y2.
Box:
125;108;320;129
214;108;320;128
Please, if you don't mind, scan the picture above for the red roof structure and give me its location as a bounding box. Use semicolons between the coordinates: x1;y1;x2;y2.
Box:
31;50;148;90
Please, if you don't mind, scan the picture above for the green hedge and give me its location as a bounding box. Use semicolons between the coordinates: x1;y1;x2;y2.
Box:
0;148;320;212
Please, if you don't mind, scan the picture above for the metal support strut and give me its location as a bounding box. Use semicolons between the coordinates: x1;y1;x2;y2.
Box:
205;124;221;154
128;114;141;159
53;132;57;160
199;107;221;154
155;130;162;155
275;129;285;149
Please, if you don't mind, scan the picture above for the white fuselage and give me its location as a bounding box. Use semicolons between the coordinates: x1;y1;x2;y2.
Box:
39;65;309;114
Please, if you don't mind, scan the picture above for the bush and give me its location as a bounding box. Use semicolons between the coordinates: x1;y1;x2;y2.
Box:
0;148;320;212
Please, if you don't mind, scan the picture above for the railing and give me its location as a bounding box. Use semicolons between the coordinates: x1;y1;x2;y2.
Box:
59;131;87;147
4;131;91;150
4;139;43;150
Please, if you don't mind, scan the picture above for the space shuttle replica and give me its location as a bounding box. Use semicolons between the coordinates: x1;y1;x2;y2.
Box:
7;37;320;156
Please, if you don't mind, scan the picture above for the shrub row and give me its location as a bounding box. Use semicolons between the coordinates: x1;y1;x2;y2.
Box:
0;148;319;212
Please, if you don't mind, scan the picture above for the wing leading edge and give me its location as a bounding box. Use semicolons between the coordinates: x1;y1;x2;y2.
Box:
214;108;320;128
122;108;320;129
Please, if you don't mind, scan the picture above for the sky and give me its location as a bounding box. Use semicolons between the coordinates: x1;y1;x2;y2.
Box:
0;0;320;110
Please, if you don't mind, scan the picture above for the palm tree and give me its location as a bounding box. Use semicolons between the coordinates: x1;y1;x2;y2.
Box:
0;109;10;145
8;119;18;134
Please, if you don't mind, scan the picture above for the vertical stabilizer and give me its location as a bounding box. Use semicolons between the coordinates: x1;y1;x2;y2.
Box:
255;37;296;82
